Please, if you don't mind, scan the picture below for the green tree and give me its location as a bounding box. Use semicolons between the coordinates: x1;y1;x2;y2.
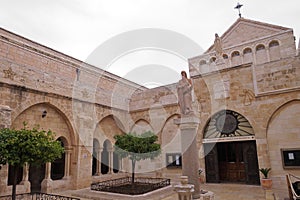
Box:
0;124;64;200
114;131;161;184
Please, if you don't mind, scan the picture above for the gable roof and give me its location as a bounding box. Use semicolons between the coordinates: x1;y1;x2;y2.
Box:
205;17;292;53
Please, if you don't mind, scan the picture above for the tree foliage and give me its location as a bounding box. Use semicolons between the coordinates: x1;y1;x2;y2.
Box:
114;131;161;183
0;124;64;199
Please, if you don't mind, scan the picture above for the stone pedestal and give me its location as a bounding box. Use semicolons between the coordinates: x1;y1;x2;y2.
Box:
174;176;195;200
175;116;201;199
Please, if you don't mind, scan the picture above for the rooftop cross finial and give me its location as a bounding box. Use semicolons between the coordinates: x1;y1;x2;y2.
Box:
234;2;243;18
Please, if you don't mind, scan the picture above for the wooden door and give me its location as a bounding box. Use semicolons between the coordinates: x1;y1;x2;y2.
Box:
243;141;260;185
217;142;246;182
204;143;219;183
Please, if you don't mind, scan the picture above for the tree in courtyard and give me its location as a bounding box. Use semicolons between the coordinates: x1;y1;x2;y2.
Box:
114;131;161;184
0;123;64;200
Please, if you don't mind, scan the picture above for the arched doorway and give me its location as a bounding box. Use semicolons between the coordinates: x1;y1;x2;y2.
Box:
203;110;260;185
101;140;111;174
113;152;120;173
51;137;66;180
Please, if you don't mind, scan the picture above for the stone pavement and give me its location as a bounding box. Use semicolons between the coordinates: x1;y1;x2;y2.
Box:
162;183;267;200
58;183;271;200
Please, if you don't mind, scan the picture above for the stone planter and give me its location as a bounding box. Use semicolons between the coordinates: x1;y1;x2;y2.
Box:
261;178;272;189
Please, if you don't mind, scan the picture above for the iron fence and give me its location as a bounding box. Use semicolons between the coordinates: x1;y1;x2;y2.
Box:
91;177;170;195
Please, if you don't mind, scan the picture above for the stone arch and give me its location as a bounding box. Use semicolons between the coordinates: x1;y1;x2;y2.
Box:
11;102;75;147
203;109;254;139
268;40;281;61
130;119;154;134
95;115;125;143
266;100;300;180
203;109;259;184
160;114;181;153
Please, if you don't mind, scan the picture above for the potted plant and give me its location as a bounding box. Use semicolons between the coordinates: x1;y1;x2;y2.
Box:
259;168;272;189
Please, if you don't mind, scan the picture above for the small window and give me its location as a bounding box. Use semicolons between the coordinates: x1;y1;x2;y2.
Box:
210;57;216;62
231;51;240;57
256;44;265;51
223;54;228;59
243;48;252;54
199;60;206;65
269;40;279;48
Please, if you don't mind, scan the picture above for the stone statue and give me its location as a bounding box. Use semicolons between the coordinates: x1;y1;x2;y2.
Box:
177;71;193;115
214;33;223;57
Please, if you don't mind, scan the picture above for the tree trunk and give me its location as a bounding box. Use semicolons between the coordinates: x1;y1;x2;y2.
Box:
12;165;19;200
131;159;136;184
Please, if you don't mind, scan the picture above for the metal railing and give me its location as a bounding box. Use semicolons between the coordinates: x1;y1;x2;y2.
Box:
0;193;80;200
91;177;170;195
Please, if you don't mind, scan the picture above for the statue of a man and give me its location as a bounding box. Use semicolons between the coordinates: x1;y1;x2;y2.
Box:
177;71;193;115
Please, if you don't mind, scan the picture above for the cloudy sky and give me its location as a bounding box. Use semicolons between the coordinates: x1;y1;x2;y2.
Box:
0;0;299;87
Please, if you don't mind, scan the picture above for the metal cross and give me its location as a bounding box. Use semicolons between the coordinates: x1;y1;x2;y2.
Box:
234;2;243;18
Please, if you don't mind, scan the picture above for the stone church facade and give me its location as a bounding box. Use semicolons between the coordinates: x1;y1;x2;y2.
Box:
0;17;299;199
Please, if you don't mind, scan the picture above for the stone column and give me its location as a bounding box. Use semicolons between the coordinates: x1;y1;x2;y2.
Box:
63;148;72;179
0;105;12;194
20;163;30;192
175;116;201;199
95;147;102;176
41;162;53;193
266;46;271;62
108;149;113;174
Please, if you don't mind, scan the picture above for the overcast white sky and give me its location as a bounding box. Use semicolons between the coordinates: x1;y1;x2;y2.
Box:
1;0;299;87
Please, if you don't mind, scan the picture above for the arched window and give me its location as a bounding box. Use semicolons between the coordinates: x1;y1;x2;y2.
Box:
223;54;228;59
199;60;206;65
231;51;241;66
243;48;252;54
231;51;240;57
269;40;279;48
204;110;254;139
51;137;65;180
269;40;281;61
256;44;265;51
243;48;253;63
255;44;267;64
210;57;216;63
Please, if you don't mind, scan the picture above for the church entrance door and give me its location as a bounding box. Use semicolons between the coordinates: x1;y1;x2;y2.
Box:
205;141;259;185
